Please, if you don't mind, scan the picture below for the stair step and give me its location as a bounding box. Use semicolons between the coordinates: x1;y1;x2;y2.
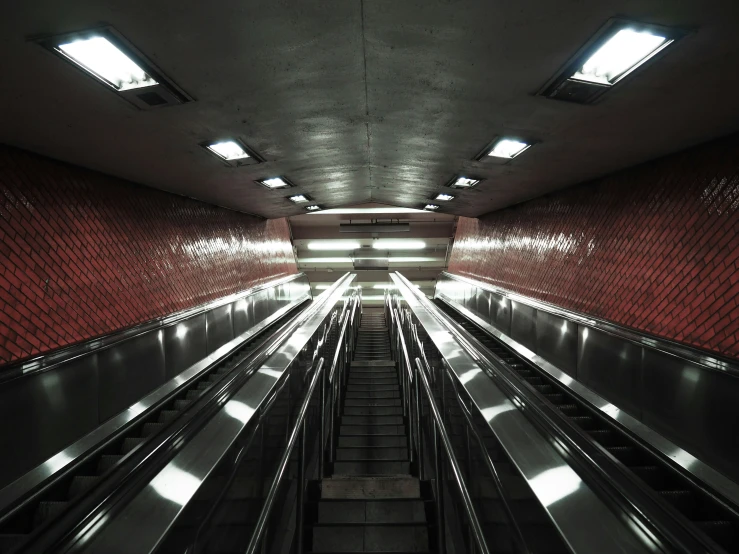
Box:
69;475;100;498
321;476;421;499
97;455;123;474
338;436;407;447
312;523;428;552
346;391;400;399
142;422;166;438
343;406;403;416
158;409;181;423
121;437;146;454
317;500;426;524
336;448;408;461
342;415;404;425
333;461;411;475
341;425;406;436
34;501;68;526
345;399;401;407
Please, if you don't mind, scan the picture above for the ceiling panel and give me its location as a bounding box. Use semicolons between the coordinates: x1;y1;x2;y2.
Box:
2;1;738;218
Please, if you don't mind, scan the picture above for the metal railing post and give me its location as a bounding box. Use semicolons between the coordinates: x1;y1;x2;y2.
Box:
434;420;446;554
319;368;326;477
296;421;306;554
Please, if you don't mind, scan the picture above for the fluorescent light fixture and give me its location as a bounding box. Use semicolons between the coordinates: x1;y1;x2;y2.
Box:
449;177;481;189
424;204;440;211
288;194;311;203
307;240;361;251
305;205;322;211
487;138;531;159
299;257;352;263
372;284;395;289
573;29;669;86
57;36;156;91
435;193;454;201
373;240;426;250
259;177;291;189
313;207;426;215
538;19;683;104
314;284;330;290
388;257;438;263
206;140;250;161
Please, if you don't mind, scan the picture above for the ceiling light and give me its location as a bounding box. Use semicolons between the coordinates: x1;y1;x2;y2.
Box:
435;193;454;201
425;204;440;211
373;240;426;250
372;284;395;289
288;194;312;203
449;177;480;189
315;207;426;215
538;19;683;104
259;177;292;190
388;257;438;263
314;284;330;290
487;138;531;159
206;141;250;161
307;240;361;251
305;205;322;211
574;29;669;85
57;36;156;91
299;257;352;263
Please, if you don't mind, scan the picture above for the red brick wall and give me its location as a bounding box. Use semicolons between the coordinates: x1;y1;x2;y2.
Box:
0;146;298;366
448;134;739;359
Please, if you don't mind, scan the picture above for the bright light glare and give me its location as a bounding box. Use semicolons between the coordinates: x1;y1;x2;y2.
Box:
425;204;440;211
388;257;437;263
207;141;250;160
299;257;352;263
573;29;668;85
452;177;479;188
372;284;394;289
150;465;202;506
306;205;321;211
488;139;530;159
224;400;256;424
261;177;290;189
314;284;330;290
373;240;426;250
435;193;454;201
288;195;309;203
58;36;156;91
307;240;361;251
529;466;582;507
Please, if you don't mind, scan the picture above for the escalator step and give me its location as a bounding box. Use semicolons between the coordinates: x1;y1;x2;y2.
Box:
185;389;201;401
68;475;100;498
630;466;666;489
142;422;166;438
97;455;123;474
568;416;596;430
174;399;191;411
695;520;738;545
158;409;180;423
33;501;68;527
605;445;641;464
659;490;694;515
544;393;565;404
121;437;146;455
557;404;579;416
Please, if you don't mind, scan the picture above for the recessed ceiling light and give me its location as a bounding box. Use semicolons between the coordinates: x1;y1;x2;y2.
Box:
425;204;440;211
307;240;361;251
305;205;322;211
57;36;156;91
539;19;683;104
38;27;192;110
206;141;250;161
373;239;426;250
487;138;531;159
288;194;312;203
299;257;351;263
449;177;480;189
574;29;669;86
259;177;292;190
435;193;455;201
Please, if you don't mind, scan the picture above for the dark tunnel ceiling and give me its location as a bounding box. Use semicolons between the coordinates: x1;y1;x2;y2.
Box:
2;1;739;219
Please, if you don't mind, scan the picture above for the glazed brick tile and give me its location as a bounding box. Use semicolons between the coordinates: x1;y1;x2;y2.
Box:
0;146;297;367
449;134;739;359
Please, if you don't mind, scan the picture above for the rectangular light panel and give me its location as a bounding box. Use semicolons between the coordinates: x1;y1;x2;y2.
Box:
57;36;156;91
435;193;454;201
573;29;670;85
305;205;322;211
261;177;291;189
488;138;531;159
288;194;310;203
424;204;440;211
207;141;250;161
450;177;480;189
373;240;426;250
307;240;361;251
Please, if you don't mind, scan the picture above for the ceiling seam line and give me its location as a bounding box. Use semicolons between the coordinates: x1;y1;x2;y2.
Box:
360;0;372;200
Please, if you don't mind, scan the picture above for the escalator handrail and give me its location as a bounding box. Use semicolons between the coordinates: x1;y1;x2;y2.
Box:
386;290;528;554
23;274;357;554
395;272;723;554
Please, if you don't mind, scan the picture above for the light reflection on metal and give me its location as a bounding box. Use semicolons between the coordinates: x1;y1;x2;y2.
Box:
150;465;202;506
529;466;583;507
224;400;256;424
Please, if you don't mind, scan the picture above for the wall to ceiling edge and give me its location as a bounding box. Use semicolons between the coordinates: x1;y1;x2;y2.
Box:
448;133;739;359
0;145;298;366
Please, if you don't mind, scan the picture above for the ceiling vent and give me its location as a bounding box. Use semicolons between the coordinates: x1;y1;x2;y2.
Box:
340;223;410;233
34;26;193;111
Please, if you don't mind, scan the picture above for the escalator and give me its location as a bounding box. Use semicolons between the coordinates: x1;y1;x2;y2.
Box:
435;298;739;552
0;303;309;553
304;308;437;554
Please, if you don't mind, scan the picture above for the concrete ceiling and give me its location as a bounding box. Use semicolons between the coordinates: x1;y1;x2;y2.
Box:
2;1;739;218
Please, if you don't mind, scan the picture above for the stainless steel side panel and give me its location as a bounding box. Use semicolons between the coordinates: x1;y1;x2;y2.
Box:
642;349;739;484
510;300;536;352
490;293;511;336
535;310;578;377
0;354;99;489
578;327;642;419
205;304;234;354
98;331;166;422
164;314;207;381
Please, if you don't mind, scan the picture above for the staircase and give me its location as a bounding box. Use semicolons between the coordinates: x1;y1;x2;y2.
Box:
305;308;436;553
